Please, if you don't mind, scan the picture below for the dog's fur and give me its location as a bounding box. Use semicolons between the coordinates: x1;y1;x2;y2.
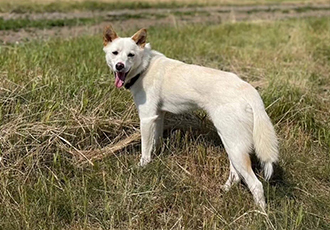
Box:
103;26;279;209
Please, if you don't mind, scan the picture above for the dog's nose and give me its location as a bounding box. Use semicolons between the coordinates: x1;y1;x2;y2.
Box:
116;62;125;71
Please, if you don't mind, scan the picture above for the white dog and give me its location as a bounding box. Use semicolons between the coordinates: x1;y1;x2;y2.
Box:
103;26;278;209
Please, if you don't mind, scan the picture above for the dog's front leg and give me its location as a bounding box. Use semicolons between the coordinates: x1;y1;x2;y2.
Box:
139;114;163;166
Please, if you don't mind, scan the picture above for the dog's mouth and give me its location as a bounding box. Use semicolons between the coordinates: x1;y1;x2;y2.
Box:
114;71;129;88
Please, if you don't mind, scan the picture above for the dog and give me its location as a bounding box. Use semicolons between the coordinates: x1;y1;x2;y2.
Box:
102;26;278;209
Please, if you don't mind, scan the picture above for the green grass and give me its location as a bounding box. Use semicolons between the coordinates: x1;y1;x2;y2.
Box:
0;17;102;31
246;6;330;14
1;17;330;229
106;10;211;22
0;1;203;13
0;0;324;13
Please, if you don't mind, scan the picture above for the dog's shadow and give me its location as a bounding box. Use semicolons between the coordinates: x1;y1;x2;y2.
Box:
162;112;223;147
127;112;291;201
161;113;292;197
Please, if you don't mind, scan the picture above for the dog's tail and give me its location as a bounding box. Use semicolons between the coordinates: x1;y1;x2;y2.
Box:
250;101;279;180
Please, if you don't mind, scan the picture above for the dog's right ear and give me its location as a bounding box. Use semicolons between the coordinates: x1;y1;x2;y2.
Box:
103;25;118;46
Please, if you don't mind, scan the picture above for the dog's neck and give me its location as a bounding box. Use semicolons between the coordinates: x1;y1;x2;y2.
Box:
124;43;163;90
124;72;141;89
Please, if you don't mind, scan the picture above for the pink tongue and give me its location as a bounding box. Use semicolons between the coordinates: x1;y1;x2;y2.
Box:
115;72;125;88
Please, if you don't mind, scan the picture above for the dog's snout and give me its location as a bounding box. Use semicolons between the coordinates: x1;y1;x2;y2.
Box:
116;62;125;71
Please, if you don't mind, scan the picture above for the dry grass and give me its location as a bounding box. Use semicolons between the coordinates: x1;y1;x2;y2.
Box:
1;0;329;15
0;15;330;229
3;0;326;5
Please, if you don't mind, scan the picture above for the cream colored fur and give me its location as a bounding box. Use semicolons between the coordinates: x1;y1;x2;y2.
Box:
103;27;279;209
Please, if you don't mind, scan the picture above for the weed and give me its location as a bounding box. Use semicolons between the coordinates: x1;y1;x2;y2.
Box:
1;16;330;229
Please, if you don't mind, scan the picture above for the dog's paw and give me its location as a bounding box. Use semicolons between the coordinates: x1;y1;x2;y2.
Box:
139;157;151;167
221;184;231;192
256;199;266;211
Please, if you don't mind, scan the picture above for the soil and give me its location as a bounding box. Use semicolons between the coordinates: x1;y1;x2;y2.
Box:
1;3;330;44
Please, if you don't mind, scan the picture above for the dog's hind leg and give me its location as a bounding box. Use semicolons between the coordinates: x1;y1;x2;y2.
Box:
210;105;266;209
222;160;241;192
227;148;266;209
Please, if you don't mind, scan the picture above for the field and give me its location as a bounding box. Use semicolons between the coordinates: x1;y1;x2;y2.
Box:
1;1;330;229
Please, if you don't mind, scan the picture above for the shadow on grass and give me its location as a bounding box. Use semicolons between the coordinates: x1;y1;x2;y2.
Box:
251;153;296;202
163;112;223;146
102;111;295;201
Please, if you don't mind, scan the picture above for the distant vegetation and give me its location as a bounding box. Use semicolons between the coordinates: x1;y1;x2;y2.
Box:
0;17;101;30
0;0;326;13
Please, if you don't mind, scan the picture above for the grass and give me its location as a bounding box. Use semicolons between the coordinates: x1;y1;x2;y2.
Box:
1;16;330;229
246;6;330;14
0;17;102;31
0;0;327;13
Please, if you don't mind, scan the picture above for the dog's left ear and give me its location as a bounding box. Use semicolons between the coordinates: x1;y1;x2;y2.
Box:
131;28;147;48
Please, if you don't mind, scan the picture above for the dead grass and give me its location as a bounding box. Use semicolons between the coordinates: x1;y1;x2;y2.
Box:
0;16;330;229
3;0;325;5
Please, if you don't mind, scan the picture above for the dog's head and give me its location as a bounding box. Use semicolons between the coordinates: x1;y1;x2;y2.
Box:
103;25;147;88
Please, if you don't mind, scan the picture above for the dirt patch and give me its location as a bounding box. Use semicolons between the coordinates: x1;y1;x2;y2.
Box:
1;3;330;44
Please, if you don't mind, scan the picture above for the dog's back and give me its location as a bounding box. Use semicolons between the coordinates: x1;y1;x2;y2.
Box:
103;26;279;209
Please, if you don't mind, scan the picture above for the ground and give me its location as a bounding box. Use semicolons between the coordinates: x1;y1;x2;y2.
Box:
0;1;330;230
1;2;330;43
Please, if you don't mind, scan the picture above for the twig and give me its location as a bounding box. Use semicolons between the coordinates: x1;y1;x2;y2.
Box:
78;132;141;164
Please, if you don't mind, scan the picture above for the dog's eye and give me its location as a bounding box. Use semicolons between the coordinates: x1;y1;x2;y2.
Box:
112;51;118;55
128;53;135;57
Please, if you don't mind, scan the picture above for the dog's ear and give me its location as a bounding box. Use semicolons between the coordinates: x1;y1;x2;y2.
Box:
103;25;118;46
131;28;147;48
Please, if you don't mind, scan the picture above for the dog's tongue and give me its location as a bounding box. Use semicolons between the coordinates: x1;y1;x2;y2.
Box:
115;72;126;88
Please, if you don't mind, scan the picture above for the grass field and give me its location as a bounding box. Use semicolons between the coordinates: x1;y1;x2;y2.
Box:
0;0;328;13
1;1;330;229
